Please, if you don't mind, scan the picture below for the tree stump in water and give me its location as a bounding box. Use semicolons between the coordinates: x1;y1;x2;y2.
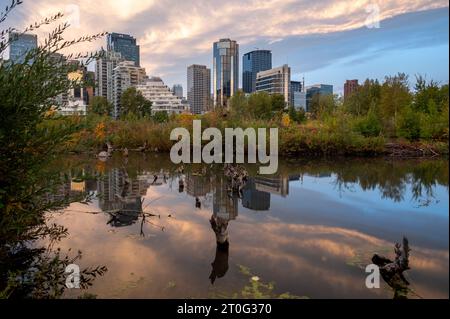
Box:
372;237;411;299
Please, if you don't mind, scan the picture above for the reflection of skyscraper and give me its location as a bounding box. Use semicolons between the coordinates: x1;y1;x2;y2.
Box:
254;175;289;197
97;168;149;213
186;173;211;197
212;176;238;220
242;178;270;211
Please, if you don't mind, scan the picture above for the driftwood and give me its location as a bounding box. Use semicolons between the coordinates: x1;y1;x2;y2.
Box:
372;236;411;299
385;143;440;158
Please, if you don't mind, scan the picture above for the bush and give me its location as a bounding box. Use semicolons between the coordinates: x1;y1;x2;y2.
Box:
398;107;421;141
355;110;382;137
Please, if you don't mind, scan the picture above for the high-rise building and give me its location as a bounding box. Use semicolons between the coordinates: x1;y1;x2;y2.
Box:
213;38;239;107
135;77;186;115
290;80;306;110
290;81;302;94
293;91;307;111
107;33;140;66
187;64;211;114
8;32;37;64
95;50;124;103
306;84;333;112
172;84;183;99
242;50;272;94
344;79;359;100
290;81;302;106
255;64;291;106
112;61;147;118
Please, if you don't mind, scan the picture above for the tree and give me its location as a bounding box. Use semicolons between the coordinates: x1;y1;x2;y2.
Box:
310;93;336;119
120;87;152;118
153;111;169;123
229;90;248;119
398;106;421;141
380;73;412;122
413;75;446;113
288;106;306;123
0;0;106;298
270;94;287;116
246;92;275;120
88;96;112;116
344;79;381;116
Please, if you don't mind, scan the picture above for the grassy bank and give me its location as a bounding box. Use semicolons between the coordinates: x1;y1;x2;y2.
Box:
44;113;448;157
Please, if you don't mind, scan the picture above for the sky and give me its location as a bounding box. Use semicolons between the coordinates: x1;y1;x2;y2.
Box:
1;0;448;95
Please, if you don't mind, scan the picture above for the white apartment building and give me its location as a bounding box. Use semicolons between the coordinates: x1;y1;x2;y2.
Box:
255;64;291;106
135;77;187;115
112;60;147;118
95;51;123;103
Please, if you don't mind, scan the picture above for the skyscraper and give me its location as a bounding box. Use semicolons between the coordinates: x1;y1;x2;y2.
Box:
242;50;272;94
8;32;37;64
107;33;140;66
213;39;239;107
95;50;124;103
255;64;291;106
344;79;359;100
187;64;211;114
172;84;183;99
112;61;147;118
291;80;306;110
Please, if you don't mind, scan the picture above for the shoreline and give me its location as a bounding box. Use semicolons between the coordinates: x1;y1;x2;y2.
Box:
70;140;449;159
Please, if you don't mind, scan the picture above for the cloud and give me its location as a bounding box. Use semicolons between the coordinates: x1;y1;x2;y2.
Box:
1;0;448;87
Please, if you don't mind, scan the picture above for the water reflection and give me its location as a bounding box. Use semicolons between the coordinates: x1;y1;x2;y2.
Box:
51;155;448;299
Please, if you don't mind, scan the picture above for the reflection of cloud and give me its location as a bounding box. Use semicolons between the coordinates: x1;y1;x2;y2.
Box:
50;191;448;298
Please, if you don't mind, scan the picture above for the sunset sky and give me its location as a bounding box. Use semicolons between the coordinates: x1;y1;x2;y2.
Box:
1;0;449;94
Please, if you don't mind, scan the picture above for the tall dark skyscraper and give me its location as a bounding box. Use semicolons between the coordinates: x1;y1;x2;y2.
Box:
213;38;239;107
107;33;140;66
8;32;37;64
242;50;272;94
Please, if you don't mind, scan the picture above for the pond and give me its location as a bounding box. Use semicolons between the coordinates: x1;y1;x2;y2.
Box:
49;154;448;299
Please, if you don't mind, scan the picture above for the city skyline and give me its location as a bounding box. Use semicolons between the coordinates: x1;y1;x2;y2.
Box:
1;0;448;94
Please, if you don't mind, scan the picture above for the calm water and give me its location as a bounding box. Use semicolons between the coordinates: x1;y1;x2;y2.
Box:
49;154;449;299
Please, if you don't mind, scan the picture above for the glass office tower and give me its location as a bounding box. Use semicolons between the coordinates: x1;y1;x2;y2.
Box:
8;32;38;64
242;50;272;94
213;39;239;107
107;33;140;67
